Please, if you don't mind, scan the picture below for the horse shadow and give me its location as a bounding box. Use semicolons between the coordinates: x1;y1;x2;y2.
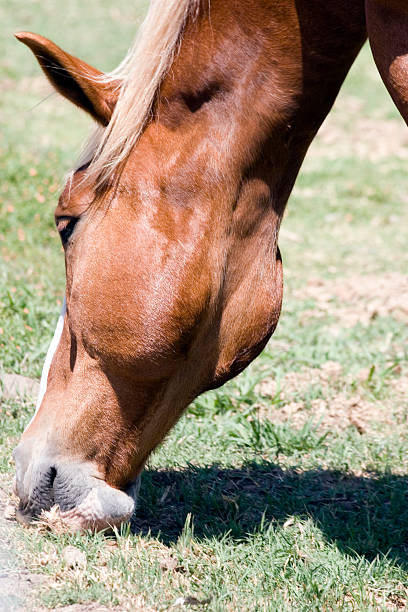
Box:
134;462;408;567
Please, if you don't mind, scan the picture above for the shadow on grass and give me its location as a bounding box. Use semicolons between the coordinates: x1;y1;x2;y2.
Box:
135;462;408;566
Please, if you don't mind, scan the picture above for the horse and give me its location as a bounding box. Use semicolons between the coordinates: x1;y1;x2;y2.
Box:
13;0;408;530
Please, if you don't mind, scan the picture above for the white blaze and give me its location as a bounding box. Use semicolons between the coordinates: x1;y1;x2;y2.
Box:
25;297;66;431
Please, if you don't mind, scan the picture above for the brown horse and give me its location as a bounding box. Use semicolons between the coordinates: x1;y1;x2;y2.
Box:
13;0;408;530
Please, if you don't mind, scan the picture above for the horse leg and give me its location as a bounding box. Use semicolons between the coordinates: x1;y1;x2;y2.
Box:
366;0;408;124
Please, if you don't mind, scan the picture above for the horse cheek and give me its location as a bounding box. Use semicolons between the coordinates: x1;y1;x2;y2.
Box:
211;246;283;388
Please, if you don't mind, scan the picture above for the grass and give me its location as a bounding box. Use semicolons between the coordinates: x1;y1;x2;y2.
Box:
1;1;408;610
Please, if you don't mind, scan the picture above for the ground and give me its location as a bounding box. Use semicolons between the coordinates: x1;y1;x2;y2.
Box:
1;1;408;610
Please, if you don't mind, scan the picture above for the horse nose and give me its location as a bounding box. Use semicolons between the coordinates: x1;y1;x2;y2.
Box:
13;443;135;530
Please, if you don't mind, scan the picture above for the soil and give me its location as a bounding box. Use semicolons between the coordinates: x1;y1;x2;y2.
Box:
0;373;39;401
294;273;408;327
313;97;408;161
0;481;46;611
257;357;408;434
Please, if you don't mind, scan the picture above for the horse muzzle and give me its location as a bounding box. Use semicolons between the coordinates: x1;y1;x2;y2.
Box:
12;443;136;530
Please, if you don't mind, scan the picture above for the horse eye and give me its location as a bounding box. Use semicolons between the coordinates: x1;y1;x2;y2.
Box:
56;216;79;244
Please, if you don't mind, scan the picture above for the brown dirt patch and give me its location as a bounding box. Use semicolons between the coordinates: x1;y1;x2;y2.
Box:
294;273;408;326
0;373;39;401
263;394;375;434
257;360;407;433
53;605;122;612
313;97;408;161
257;361;377;432
0;478;46;612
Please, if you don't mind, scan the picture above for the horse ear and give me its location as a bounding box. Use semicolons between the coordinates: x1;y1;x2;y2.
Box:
15;32;119;126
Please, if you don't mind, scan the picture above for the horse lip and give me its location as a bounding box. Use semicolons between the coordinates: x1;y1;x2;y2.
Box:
15;505;36;526
63;485;135;529
15;491;52;526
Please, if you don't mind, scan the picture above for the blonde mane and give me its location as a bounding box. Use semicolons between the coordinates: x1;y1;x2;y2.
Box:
79;0;200;186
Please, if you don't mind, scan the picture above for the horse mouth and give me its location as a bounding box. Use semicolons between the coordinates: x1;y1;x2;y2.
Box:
14;462;137;531
17;487;135;531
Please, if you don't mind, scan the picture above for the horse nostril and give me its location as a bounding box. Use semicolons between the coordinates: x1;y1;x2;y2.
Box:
34;465;57;510
48;466;57;488
16;463;57;522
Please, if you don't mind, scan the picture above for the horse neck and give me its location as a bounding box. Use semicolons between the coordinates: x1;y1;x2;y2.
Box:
157;0;367;216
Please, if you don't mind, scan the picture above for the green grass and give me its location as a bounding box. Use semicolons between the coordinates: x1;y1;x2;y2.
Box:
1;1;408;610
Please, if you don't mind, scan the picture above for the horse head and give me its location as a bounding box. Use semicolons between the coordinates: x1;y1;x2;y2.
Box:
13;1;286;529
